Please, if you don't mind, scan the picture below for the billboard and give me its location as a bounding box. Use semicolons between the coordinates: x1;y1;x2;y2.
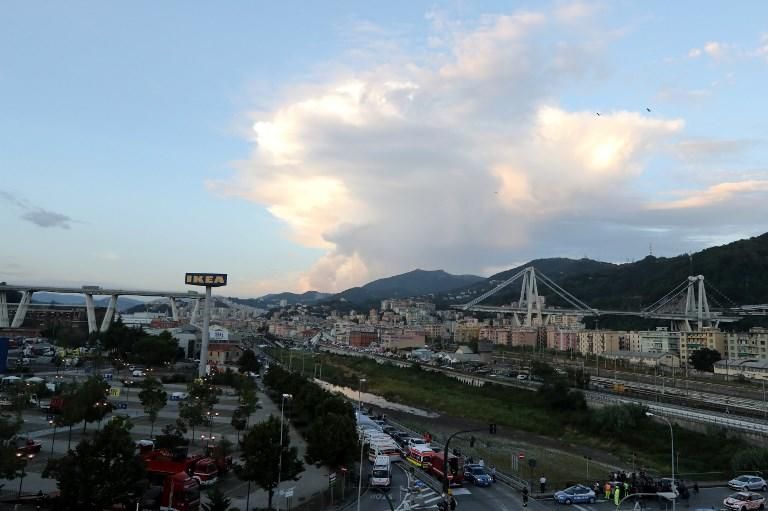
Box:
185;273;227;287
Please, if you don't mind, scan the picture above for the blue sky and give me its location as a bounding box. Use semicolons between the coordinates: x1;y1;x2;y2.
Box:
1;1;767;297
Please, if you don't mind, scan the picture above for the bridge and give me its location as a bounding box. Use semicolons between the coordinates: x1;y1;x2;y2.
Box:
453;267;768;331
0;284;205;334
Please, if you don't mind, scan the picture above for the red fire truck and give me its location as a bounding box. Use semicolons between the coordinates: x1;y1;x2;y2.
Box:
428;451;464;486
143;449;219;487
139;472;201;511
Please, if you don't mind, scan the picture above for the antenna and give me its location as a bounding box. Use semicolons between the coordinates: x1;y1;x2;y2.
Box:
649;243;653;256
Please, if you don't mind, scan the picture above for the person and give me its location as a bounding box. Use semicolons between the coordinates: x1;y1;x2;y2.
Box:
522;486;529;508
540;475;547;493
479;458;485;467
692;482;699;495
490;465;497;482
614;486;621;507
448;489;457;510
604;482;612;500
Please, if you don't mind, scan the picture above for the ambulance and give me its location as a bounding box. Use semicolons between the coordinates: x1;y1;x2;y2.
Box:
405;444;435;469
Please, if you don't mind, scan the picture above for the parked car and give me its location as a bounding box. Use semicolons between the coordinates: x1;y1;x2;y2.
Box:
730;476;768;492
170;392;189;401
463;465;493;487
131;370;146;377
554;484;597;505
724;492;766;511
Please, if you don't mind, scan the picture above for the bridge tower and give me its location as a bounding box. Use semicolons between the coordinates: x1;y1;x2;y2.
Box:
680;275;714;332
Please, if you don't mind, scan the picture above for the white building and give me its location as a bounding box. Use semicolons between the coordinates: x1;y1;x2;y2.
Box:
629;328;681;354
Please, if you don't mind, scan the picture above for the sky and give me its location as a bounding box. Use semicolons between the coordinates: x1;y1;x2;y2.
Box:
1;1;768;298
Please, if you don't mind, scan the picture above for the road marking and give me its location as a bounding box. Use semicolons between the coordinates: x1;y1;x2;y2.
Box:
423;496;443;504
452;488;472;496
573;504;590;511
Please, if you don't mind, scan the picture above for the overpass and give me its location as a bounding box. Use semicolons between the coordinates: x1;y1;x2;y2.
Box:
0;284;203;334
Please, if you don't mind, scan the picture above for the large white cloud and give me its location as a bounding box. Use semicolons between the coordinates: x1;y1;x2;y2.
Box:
210;6;766;293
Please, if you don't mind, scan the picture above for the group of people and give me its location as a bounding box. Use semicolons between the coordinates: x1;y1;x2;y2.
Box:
588;471;697;505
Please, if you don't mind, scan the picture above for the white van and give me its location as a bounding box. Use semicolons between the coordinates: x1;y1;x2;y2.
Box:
367;439;402;463
370;455;391;489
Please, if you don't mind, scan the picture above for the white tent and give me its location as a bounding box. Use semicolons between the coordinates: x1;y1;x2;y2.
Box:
1;376;22;383
25;377;45;383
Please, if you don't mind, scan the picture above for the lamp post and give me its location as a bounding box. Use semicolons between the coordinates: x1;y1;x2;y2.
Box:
207;411;219;440
356;378;367;511
277;393;293;511
646;412;675;511
49;419;57;456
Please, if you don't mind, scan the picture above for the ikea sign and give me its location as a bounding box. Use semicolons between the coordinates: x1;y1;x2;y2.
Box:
185;273;228;287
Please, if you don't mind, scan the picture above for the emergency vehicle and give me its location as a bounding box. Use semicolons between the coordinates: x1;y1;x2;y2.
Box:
139;472;201;511
367;438;401;463
405;444;435;469
428;451;464;486
370;455;392;489
142;448;219;486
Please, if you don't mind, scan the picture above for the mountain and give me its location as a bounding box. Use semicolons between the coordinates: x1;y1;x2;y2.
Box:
327;269;484;308
230;291;331;308
30;292;144;312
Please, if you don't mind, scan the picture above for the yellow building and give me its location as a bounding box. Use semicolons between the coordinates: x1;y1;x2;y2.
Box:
679;328;726;363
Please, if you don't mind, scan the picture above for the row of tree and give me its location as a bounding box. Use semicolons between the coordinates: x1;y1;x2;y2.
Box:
262;365;359;470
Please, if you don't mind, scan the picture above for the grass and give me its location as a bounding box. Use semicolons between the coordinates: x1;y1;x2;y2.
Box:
273;349;749;478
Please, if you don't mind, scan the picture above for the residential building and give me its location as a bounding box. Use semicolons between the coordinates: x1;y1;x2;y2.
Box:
727;328;768;360
349;327;378;347
630;328;681;354
679;328;726;362
207;343;242;366
545;327;580;351
577;330;627;355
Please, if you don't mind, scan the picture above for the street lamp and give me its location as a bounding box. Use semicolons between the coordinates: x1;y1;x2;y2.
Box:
356;378;367;511
49;419;57;456
206;411;219;440
277;393;293;511
646;412;675;511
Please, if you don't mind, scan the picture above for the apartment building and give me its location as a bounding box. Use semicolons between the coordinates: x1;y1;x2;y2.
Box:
726;328;768;360
349;327;378;347
629;327;681;354
577;330;627;355
679;328;727;362
545;327;580;351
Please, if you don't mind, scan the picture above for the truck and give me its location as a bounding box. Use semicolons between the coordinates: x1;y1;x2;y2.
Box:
428;451;464;486
143;448;220;487
139;472;201;511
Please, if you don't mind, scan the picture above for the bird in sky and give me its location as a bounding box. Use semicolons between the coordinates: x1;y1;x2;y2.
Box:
595;112;601;116
646;107;651;112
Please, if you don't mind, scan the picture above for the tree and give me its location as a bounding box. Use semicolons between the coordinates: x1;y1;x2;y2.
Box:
238;349;262;373
180;400;205;445
154;419;189;450
138;377;168;437
305;412;359;469
0;414;25;479
75;376;113;434
690;348;722;372
231;408;247;445
132;333;178;367
202;486;235;511
239;415;304;510
188;378;220;410
43;417;146;510
237;381;259;426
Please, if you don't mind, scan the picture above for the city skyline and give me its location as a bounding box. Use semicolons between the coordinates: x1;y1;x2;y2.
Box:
2;1;767;297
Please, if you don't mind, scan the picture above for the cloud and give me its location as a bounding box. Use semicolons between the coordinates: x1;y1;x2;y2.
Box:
211;7;766;292
688;41;729;60
649;180;768;209
674;138;759;163
0;190;74;230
